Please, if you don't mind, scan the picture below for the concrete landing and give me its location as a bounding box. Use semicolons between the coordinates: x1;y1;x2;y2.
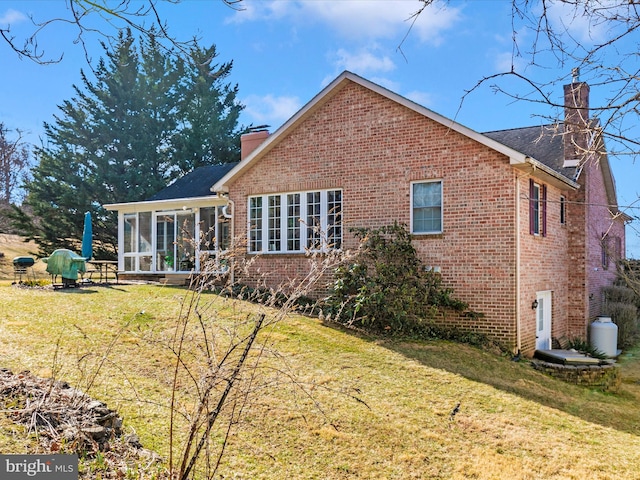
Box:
534;349;603;365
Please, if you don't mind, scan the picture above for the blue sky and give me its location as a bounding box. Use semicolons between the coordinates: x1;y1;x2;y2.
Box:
1;0;639;256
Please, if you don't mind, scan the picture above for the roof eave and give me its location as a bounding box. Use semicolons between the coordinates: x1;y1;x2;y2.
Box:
212;70;580;194
212;71;548;193
104;195;227;214
213;73;355;192
513;157;580;190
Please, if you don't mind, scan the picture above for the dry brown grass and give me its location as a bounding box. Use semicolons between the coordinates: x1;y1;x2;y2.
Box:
0;234;48;283
2;238;640;478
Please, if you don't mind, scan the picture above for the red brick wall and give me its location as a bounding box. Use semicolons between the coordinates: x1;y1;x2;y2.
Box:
583;155;626;320
518;176;571;355
564;154;626;341
566;172;589;338
226;81;618;354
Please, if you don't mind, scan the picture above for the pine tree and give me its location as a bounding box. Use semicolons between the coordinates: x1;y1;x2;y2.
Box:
14;29;244;257
173;44;243;173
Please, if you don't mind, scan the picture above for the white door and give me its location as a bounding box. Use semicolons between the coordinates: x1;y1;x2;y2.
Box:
535;291;552;351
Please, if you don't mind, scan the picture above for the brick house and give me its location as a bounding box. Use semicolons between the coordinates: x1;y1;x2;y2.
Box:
106;71;628;355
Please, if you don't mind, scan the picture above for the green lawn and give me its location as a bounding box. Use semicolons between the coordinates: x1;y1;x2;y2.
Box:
1;282;640;479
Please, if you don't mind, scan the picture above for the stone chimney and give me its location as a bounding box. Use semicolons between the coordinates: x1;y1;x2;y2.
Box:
241;129;269;160
563;68;590;167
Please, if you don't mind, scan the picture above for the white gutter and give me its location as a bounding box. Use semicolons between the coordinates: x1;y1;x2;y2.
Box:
104;195;227;214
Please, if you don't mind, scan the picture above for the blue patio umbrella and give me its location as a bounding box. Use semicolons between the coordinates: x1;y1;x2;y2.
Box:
82;211;93;259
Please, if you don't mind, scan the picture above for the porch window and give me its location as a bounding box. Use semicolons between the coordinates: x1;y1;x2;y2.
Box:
200;206;231;252
155;212;195;272
122;207;226;273
248;189;342;253
411;180;442;234
156;214;176;271
123;212;152;271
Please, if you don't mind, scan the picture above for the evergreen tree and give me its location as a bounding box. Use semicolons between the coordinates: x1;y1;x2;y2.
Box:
173;44;243;173
14;29;244;257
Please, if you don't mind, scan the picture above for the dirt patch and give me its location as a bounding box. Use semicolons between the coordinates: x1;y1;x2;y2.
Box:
0;368;168;478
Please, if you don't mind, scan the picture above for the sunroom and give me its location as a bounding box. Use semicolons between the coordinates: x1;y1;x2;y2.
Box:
104;163;237;281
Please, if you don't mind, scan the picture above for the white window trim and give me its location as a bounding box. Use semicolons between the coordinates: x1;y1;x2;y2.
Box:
248;189;342;254
410;180;443;235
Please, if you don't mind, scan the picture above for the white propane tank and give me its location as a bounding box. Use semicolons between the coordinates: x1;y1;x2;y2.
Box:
590;316;618;358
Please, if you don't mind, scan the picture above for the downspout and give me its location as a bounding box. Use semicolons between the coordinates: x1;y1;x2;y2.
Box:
223;197;235;285
515;172;522;355
117;211;124;272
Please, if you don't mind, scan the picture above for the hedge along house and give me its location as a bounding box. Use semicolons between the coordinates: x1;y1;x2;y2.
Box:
209;71;627;356
105;162;237;284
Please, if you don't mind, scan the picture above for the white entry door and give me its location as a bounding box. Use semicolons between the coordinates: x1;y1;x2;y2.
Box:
535;291;552;351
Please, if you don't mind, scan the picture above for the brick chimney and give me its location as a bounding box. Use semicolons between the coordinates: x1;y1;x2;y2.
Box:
563;68;590;167
241;130;269;160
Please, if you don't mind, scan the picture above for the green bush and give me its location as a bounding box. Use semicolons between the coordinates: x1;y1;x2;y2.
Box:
561;336;607;360
324;223;471;335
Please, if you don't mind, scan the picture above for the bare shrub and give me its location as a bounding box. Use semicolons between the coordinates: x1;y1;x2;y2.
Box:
166;237;353;479
603;284;640;349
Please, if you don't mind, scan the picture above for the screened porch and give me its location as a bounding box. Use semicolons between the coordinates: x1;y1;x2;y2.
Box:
106;197;231;275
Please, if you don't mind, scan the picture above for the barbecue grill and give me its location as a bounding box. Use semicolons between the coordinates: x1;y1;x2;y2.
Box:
12;256;36;284
42;249;87;288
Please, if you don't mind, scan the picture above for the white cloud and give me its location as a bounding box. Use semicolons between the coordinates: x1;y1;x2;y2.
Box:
405;2;462;46
493;50;529;74
226;0;461;44
302;0;416;40
332;48;395;75
0;9;27;26
542;0;611;45
404;90;434;108
242;94;302;126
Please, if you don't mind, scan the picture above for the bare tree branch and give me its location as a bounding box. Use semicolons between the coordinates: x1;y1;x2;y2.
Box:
0;123;30;204
1;0;245;65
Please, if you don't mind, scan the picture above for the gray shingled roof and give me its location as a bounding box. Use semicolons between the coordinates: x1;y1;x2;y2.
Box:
483;124;579;181
147;163;238;201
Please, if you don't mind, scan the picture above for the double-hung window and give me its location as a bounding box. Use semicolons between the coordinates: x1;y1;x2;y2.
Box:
411;180;443;234
248;189;342;253
529;179;547;236
602;234;610;270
